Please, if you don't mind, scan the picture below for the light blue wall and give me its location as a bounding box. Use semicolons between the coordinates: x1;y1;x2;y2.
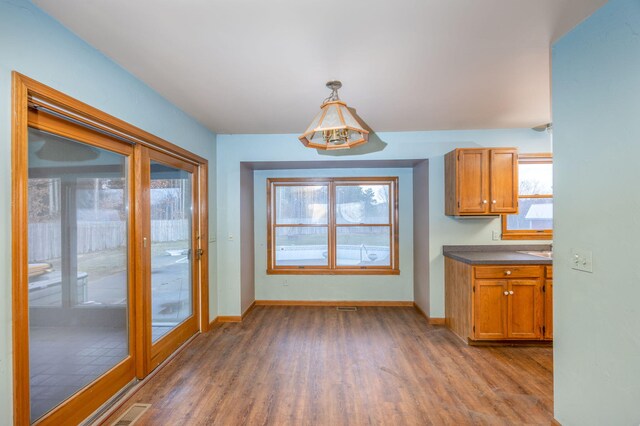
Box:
0;1;217;423
254;168;414;301
552;0;640;424
217;129;551;316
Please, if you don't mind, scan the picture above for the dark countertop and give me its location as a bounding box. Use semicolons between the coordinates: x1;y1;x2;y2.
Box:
443;244;552;265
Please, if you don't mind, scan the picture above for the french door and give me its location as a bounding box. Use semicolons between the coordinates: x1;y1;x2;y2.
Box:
140;148;200;372
13;74;208;425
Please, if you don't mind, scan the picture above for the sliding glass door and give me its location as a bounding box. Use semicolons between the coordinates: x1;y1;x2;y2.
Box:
143;149;200;370
13;75;208;425
26;110;136;424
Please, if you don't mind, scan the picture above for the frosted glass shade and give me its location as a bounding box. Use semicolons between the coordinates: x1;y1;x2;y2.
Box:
299;101;369;150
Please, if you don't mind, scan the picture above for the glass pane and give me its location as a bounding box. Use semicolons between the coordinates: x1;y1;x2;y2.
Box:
275;185;328;224
519;163;553;195
339;105;363;130
28;128;129;422
507;198;553;231
275;227;328;266
319;104;342;128
336;226;391;266
150;162;193;342
304;109;323;133
28;178;62;307
336;185;390;224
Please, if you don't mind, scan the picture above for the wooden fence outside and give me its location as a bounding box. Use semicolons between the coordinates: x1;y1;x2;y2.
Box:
28;220;189;262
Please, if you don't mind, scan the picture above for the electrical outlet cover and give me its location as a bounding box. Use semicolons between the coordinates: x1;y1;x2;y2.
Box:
570;248;593;273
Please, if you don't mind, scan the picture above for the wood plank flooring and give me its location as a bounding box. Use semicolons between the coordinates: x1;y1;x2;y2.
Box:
103;306;553;425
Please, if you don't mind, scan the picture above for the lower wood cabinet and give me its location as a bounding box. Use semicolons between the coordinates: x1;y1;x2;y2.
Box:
445;258;552;343
545;266;553;339
474;279;509;339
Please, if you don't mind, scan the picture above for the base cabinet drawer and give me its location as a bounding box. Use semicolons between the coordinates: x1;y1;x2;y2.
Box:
475;265;543;279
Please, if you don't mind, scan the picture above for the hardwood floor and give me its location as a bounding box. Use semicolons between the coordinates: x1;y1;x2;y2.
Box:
103;306;553;425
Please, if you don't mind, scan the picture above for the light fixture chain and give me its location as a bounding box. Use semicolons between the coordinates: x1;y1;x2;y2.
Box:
323;80;342;104
323;88;340;104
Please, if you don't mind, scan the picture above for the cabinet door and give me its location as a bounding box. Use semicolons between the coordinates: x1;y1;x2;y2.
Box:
474;280;508;339
544;279;553;339
489;149;518;214
457;149;489;214
507;280;543;339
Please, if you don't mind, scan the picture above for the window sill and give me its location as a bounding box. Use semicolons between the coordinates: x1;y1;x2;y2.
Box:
267;269;400;275
502;231;553;240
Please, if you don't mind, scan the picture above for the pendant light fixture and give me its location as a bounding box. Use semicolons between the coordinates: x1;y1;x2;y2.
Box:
299;81;369;150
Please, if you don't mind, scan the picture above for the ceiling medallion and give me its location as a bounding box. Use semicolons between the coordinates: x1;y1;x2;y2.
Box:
299;81;369;150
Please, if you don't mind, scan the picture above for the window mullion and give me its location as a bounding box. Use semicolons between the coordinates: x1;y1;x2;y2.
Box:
329;181;336;270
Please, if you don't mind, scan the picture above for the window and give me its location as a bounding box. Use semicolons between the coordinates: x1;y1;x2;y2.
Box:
502;154;553;240
267;177;399;274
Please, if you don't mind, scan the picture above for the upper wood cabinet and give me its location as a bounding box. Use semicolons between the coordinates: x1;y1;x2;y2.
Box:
445;148;518;216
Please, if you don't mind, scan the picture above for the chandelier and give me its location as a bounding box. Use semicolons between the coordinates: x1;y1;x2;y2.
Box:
298;81;369;150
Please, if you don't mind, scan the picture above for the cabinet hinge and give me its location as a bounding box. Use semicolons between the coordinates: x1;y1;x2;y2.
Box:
473;286;475;293
542;285;546;293
457;201;460;208
473;325;475;332
543;325;546;334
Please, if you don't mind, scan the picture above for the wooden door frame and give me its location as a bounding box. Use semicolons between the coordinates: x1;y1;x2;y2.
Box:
142;147;203;374
11;72;210;424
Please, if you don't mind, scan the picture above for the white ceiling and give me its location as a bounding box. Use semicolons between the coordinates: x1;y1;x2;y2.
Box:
34;0;606;134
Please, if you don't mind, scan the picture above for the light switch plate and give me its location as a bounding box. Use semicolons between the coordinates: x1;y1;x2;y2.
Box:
571;248;593;273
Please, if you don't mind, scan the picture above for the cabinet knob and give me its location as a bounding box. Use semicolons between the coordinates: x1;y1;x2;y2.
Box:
509;291;514;295
482;200;488;204
492;200;497;204
504;291;509;295
505;270;512;275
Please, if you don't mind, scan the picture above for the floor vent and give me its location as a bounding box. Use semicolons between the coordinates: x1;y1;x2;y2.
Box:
336;306;357;312
111;403;151;426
